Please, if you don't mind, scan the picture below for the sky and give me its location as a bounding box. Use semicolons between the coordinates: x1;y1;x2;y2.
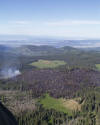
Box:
0;0;100;39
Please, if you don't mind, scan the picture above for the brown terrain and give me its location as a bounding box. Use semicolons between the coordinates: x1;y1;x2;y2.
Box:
11;68;100;98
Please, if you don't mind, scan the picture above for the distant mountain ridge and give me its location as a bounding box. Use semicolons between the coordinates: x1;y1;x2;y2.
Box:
0;45;81;57
0;39;100;48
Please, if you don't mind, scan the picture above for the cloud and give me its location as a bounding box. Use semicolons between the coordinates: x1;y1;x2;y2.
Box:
9;20;100;26
45;20;100;26
0;19;100;38
9;20;31;25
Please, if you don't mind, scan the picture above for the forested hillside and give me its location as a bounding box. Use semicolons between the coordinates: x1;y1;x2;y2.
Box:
0;45;100;125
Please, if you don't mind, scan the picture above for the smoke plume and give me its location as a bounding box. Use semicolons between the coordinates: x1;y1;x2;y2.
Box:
0;68;21;79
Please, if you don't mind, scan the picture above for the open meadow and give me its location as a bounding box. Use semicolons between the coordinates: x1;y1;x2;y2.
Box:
30;60;67;69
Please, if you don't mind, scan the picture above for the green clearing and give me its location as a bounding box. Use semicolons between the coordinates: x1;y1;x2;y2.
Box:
95;64;100;71
30;60;66;69
39;94;81;115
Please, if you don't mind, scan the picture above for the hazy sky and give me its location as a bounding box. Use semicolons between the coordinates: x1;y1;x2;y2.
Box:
0;0;100;39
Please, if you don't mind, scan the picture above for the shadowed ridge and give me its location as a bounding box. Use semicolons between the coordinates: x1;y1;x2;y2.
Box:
0;102;18;125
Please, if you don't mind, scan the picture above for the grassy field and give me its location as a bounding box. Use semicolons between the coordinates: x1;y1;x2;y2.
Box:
39;94;81;115
30;60;66;69
96;64;100;71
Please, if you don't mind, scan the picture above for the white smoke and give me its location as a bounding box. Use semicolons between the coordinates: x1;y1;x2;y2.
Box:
0;68;21;79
